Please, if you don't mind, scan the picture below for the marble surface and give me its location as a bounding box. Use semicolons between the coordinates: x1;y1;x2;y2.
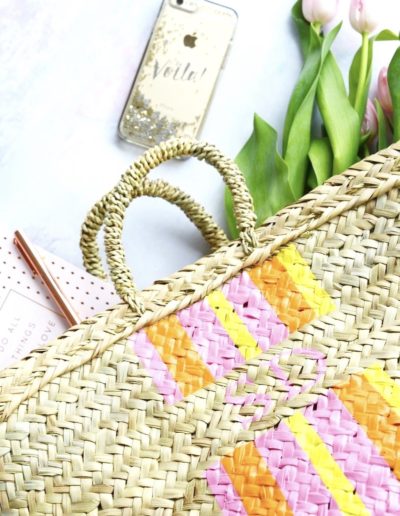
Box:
1;0;399;289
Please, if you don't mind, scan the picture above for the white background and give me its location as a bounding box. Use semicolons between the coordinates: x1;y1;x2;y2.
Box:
1;0;399;289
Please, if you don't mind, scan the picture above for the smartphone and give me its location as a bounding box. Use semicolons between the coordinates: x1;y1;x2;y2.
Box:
118;0;237;148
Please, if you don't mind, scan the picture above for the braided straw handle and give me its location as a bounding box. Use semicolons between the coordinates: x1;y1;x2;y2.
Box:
80;138;259;313
81;179;230;277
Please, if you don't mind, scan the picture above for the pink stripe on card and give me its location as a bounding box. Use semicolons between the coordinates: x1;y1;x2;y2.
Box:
130;331;183;405
255;424;340;515
206;461;247;516
304;389;400;515
221;271;288;351
177;298;245;379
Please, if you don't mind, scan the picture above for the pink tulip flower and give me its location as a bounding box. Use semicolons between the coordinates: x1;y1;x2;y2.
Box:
377;67;393;115
361;98;378;139
350;0;379;34
302;0;338;25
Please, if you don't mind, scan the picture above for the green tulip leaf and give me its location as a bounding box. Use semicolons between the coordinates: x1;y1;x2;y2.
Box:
283;23;341;198
348;39;373;121
308;138;333;189
282;26;319;157
318;52;360;174
388;46;400;141
349;30;399;122
360;132;370;146
375;29;399;42
225;114;294;239
374;99;389;150
291;0;311;59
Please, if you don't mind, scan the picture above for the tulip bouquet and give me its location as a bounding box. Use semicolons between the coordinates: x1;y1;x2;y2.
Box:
226;0;400;238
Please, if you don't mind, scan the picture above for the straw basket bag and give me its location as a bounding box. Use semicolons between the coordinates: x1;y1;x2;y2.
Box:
2;138;400;515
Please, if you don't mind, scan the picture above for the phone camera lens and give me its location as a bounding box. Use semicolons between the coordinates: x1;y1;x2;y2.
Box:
177;0;183;4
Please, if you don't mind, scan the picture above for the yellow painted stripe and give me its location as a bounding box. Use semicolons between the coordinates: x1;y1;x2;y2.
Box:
276;245;336;317
207;290;262;360
364;364;400;412
286;412;370;516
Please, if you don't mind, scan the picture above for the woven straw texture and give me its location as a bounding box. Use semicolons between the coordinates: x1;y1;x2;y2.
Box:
1;140;400;515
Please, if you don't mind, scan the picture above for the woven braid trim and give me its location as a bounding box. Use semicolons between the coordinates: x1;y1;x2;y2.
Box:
0;143;399;421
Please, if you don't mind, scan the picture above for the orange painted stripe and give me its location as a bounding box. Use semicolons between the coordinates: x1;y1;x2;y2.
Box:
222;441;293;516
145;314;214;397
334;373;400;480
248;255;315;333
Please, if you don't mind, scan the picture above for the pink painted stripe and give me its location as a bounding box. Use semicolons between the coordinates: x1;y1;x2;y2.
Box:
221;271;288;351
130;331;183;405
177;298;245;379
177;271;288;380
255;423;340;515
205;461;247;516
304;389;400;515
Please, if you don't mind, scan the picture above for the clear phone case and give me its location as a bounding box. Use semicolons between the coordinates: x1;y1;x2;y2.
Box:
118;0;237;148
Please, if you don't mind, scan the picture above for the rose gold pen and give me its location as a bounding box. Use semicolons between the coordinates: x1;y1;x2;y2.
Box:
14;230;80;326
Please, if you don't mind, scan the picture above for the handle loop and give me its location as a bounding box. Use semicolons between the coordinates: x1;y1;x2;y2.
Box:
80;138;259;313
81;178;229;278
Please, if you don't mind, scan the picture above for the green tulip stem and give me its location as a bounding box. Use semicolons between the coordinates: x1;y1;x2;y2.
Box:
312;22;321;36
354;32;370;117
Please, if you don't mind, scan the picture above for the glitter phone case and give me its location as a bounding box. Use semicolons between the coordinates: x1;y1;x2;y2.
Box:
118;0;237;148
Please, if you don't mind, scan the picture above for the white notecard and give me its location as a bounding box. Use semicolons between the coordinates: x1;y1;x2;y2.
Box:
0;228;118;369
